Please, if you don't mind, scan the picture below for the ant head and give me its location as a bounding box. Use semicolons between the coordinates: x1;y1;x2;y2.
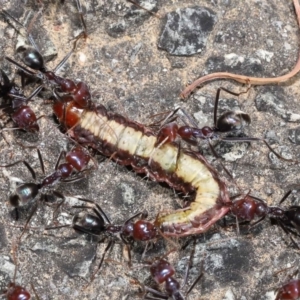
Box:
11;106;39;132
72;211;106;235
150;259;175;284
17;46;45;71
216;110;251;133
9;183;39;207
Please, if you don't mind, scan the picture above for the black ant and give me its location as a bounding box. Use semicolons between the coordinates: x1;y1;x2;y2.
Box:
0;69;40;133
156;87;295;163
0;146;93;225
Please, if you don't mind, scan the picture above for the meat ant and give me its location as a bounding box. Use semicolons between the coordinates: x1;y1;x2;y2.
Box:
2;7;88;108
46;198;160;280
229;190;300;248
138;240;203;300
156;87;295;163
0;146;93;226
0;69;40;133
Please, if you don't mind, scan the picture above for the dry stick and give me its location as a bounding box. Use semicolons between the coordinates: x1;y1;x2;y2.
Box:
180;0;300;99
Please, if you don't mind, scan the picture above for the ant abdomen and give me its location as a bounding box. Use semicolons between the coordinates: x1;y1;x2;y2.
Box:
216;111;251;133
17;45;45;72
72;212;105;235
9;183;39;207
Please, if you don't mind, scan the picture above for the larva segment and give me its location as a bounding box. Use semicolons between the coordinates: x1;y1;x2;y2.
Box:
55;102;231;237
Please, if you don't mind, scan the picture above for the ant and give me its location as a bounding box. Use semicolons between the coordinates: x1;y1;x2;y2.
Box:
0;69;40;133
229;190;300;248
140;240;203;300
46;198;159;280
2;6;90;104
156;87;295;163
0;146;93;225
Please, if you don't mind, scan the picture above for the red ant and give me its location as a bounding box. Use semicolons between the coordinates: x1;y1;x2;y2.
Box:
0;69;40;133
156;87;295;163
0;146;92;223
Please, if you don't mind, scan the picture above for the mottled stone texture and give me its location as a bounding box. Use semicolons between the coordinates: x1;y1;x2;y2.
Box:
158;6;217;55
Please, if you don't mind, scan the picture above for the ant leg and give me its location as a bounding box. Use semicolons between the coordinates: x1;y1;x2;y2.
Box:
18;200;39;241
0;159;37;180
126;0;161;19
207;139;234;180
37;148;45;175
54;150;66;171
53;31;84;73
1;10;39;51
30;283;40;300
75;197;112;224
182;238;196;287
90;240;114;283
221;136;298;163
74;0;88;39
279;190;293;205
124;211;148;224
51;191;65;221
144;287;169;299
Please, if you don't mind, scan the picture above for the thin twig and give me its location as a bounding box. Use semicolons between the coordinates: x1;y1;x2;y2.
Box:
180;0;300;99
